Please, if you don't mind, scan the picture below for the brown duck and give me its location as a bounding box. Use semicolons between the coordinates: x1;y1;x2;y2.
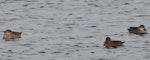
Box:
104;37;125;48
3;29;22;41
128;25;147;34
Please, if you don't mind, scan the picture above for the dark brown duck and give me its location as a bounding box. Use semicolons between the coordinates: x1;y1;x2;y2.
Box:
128;25;147;34
104;37;125;48
3;29;22;41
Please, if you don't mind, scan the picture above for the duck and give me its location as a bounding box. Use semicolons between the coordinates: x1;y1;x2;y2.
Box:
3;29;22;41
104;37;125;48
128;25;147;34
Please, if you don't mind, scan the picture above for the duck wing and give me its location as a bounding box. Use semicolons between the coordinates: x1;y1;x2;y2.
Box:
111;41;125;45
129;27;139;30
12;32;22;35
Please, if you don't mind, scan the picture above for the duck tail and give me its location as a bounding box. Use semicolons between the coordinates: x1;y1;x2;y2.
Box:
19;32;22;34
122;41;125;44
128;29;131;32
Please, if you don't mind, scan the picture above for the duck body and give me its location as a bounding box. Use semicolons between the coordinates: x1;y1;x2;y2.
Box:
104;37;125;48
128;25;147;34
3;29;22;41
104;41;125;48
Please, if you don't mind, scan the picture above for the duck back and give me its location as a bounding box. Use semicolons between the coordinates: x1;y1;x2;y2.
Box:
128;27;139;33
11;32;22;38
111;41;124;46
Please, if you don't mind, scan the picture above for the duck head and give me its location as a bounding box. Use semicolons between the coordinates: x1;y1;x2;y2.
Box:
139;25;146;33
139;25;145;28
105;37;111;42
3;29;12;34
